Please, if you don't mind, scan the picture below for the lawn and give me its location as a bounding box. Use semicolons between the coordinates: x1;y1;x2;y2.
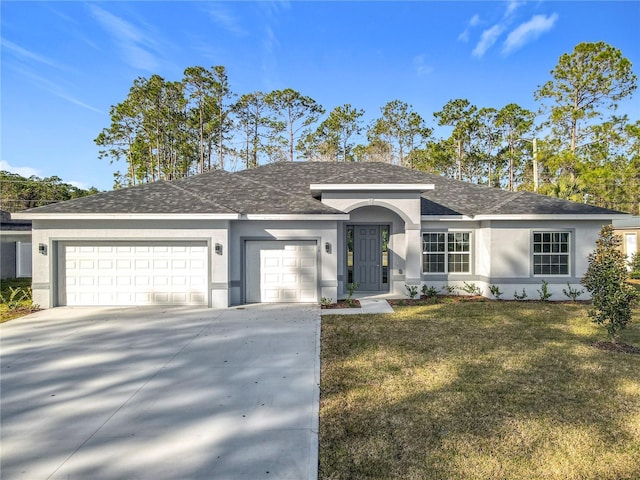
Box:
320;301;640;480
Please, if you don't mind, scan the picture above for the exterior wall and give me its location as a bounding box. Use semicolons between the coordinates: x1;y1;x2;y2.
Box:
614;227;639;263
228;220;338;305
419;219;605;300
30;219;229;308
0;233;31;279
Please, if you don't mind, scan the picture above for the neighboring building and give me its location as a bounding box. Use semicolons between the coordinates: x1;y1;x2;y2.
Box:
0;210;32;279
14;162;629;308
613;216;640;269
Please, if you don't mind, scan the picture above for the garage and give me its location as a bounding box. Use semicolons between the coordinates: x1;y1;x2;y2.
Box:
60;242;209;306
245;241;318;303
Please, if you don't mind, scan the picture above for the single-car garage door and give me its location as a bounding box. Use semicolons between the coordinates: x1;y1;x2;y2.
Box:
60;242;208;306
246;241;317;303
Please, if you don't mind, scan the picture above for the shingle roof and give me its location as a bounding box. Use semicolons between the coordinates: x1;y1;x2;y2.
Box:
21;161;622;216
0;209;32;230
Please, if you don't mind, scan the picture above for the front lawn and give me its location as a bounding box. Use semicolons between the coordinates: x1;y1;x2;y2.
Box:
320;301;640;480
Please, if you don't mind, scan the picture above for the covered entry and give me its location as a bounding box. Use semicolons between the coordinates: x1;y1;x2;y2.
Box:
245;240;318;303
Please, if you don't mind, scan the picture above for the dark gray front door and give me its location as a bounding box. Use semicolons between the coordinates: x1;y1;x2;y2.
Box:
354;225;381;291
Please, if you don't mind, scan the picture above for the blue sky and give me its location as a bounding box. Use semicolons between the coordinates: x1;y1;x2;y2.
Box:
1;1;639;191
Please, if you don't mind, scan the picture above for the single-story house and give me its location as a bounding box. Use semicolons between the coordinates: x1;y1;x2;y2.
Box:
0;210;32;279
14;162;629;308
613;216;639;268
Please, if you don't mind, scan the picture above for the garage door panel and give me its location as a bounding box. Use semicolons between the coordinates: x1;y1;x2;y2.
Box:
62;242;208;306
246;241;317;303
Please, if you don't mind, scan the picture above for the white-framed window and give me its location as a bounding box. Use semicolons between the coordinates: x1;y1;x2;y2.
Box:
422;232;471;274
533;231;570;275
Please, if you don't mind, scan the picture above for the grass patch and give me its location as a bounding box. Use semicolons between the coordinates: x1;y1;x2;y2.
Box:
0;277;37;323
320;302;640;480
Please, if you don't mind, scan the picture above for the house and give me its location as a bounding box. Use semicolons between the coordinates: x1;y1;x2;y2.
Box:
13;162;629;308
0;210;32;279
613;216;639;268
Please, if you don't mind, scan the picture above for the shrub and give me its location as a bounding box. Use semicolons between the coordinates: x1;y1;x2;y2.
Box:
0;286;32;310
320;297;332;307
563;283;584;302
537;280;552;301
488;284;503;300
461;282;481;296
421;285;438;298
582;225;637;343
405;284;419;299
513;289;528;301
441;285;457;295
629;252;640;275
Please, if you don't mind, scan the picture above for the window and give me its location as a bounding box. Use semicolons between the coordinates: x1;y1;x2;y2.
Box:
422;232;471;274
533;232;570;275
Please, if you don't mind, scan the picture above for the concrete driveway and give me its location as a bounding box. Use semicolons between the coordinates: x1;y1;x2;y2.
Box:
0;304;320;480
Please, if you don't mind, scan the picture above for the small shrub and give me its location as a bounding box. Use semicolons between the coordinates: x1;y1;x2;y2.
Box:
0;286;32;310
582;225;637;342
405;284;419;299
461;282;481;296
563;283;584;302
320;297;332;307
421;285;438;298
489;284;503;300
629;252;640;275
513;288;528;301
441;284;457;295
537;280;552;301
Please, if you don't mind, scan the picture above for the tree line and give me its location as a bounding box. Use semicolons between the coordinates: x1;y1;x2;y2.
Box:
0;171;99;212
95;41;639;214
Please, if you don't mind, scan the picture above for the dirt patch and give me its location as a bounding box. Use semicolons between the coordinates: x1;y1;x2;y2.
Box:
321;299;361;309
591;341;640;355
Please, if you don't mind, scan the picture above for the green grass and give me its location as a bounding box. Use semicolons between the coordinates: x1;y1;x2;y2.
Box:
320;302;640;480
0;277;37;323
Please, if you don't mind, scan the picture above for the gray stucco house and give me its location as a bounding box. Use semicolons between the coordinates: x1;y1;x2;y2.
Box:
0;210;32;279
14;162;627;308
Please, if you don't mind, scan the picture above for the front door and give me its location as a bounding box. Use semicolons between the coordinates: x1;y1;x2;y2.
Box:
354;225;382;291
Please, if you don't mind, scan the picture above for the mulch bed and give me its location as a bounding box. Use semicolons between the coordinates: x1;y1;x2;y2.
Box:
591;341;640;355
321;299;361;309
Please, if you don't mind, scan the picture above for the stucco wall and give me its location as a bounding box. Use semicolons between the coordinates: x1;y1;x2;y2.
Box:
228;220;338;305
30;219;229;308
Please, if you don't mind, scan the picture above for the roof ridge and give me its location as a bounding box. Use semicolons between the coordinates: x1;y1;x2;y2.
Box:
233;169;343;212
166;179;239;213
483;191;525;214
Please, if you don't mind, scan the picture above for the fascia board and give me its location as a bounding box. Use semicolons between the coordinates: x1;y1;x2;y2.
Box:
12;213;242;220
311;183;434;194
243;214;351;220
473;214;630;221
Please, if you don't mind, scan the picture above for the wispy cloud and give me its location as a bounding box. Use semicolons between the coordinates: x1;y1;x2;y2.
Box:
503;13;558;55
413;54;434;77
206;3;248;36
0;160;42;178
1;38;69;70
458;14;481;42
505;0;525;18
88;4;160;71
13;66;102;113
472;24;505;58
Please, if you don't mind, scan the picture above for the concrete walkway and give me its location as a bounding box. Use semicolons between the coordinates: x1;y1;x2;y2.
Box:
0;304;320;480
320;297;394;315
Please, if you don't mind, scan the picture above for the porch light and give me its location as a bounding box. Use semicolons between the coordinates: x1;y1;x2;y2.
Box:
325;242;331;254
39;243;47;255
215;243;223;255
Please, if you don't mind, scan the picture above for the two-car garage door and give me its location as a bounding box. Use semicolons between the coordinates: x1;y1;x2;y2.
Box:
60;242;208;306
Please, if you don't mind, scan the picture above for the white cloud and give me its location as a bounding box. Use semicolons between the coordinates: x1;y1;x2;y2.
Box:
503;13;558;54
472;24;505;58
89;4;160;71
413;54;434;76
0;160;42;178
1;38;68;70
206;4;248;35
458;14;481;42
505;1;525;18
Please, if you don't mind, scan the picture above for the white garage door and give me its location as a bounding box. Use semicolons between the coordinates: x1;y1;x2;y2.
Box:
246;241;317;303
61;242;208;306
